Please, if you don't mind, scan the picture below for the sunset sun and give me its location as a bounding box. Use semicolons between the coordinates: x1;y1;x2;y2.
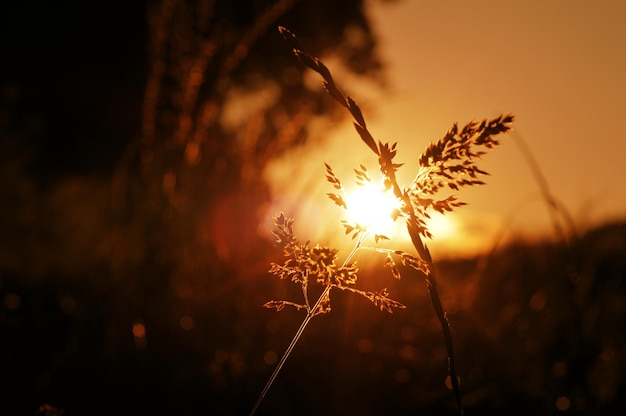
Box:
344;182;401;236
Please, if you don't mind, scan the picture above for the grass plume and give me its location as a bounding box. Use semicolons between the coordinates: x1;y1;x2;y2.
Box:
251;26;515;415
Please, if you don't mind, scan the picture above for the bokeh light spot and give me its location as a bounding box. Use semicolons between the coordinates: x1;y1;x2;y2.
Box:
529;291;547;311
600;346;615;362
132;322;147;350
2;293;21;310
397;344;416;360
556;396;571;411
263;350;278;365
357;338;373;353
59;294;77;315
179;315;195;330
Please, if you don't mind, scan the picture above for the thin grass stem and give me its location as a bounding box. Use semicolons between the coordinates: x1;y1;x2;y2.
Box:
249;232;367;415
510;130;577;245
248;288;326;416
271;26;514;415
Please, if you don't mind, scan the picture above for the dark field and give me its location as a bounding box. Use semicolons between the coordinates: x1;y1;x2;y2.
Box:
2;221;624;415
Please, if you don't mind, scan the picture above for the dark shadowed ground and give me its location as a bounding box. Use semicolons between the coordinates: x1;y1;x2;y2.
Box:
1;222;625;415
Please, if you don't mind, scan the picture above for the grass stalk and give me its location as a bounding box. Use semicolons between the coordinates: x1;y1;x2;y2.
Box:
248;286;328;416
256;26;514;415
250;233;367;415
510;130;577;245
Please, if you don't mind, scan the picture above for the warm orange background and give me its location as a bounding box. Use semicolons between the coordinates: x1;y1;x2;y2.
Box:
264;0;626;257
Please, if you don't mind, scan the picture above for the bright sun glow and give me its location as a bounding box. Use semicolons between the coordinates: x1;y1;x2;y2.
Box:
344;182;401;236
425;212;456;238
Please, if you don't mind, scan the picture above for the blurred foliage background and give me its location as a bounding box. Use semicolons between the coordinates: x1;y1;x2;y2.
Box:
0;0;624;415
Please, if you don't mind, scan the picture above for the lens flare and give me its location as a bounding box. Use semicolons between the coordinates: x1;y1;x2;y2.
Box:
344;182;401;236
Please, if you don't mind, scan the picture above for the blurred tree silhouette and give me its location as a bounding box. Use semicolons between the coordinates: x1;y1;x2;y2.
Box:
113;0;391;337
131;0;387;290
0;1;391;414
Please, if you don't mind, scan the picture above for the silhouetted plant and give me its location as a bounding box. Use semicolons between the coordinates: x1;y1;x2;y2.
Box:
250;26;514;415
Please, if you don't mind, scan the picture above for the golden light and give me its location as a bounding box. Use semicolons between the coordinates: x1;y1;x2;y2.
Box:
425;212;456;239
344;182;401;236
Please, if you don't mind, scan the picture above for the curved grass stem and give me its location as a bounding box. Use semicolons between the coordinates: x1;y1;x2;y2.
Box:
426;267;463;415
249;232;367;415
248;288;327;416
274;26;514;416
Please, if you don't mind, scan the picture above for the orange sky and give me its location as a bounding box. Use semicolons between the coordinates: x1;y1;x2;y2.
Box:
264;0;626;258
